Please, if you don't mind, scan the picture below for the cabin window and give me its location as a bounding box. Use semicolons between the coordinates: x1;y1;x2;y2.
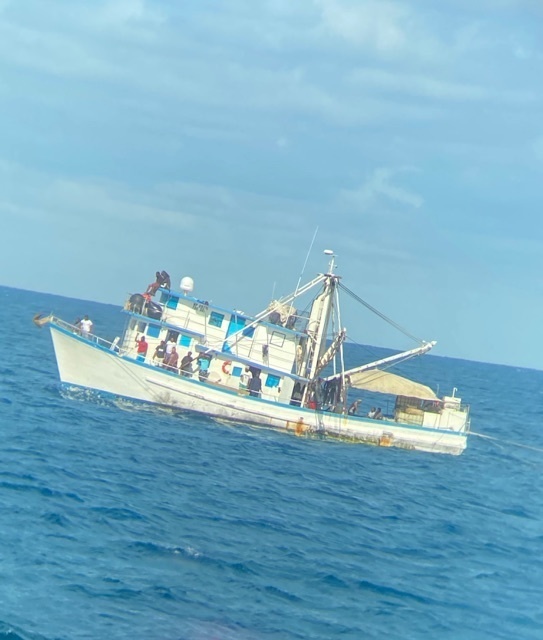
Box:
166;330;180;344
179;335;191;347
147;324;161;338
232;366;242;377
243;326;255;338
160;292;169;304
209;312;224;328
270;331;285;347
129;318;146;333
166;295;179;310
265;374;281;388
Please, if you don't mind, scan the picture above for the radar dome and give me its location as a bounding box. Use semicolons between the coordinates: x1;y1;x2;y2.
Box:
180;276;194;294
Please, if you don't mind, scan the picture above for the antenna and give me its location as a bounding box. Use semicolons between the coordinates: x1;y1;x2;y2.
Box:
293;227;319;298
324;249;336;273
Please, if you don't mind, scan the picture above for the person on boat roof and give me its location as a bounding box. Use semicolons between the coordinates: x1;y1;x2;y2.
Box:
160;270;171;290
145;270;171;296
145;272;162;296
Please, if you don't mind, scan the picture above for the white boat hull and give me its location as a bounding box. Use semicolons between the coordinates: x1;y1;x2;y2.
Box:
49;325;467;455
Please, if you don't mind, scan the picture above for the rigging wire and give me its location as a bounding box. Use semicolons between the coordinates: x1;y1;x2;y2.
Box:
338;282;424;344
293;227;319;300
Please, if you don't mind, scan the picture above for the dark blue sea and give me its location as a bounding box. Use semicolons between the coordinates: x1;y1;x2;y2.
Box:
1;285;543;640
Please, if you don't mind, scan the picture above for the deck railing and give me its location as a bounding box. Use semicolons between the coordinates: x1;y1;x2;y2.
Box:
50;316;121;353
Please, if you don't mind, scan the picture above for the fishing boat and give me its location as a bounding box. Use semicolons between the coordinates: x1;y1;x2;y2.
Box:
36;251;470;455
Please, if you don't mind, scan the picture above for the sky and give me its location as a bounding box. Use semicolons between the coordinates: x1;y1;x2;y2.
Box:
1;0;543;369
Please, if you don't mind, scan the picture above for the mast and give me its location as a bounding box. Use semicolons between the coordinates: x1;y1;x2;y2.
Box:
300;251;339;399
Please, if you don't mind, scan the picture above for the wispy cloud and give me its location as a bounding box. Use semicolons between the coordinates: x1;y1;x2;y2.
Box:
0;0;164;78
314;0;440;60
339;167;424;212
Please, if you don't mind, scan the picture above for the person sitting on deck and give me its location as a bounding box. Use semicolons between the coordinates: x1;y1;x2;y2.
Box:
348;399;361;415
367;407;377;418
373;407;383;420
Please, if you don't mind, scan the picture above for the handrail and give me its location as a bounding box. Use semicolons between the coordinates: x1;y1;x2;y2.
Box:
49;316;122;353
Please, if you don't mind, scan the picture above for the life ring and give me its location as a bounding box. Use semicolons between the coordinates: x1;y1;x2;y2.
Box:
222;360;232;375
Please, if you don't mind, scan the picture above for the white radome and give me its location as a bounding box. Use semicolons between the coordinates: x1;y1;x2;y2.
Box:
180;276;194;294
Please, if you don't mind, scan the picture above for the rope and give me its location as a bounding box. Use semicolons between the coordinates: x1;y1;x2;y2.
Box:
470;431;543;454
338;282;423;344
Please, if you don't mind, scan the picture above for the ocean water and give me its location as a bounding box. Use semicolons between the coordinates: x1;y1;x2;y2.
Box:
1;285;542;640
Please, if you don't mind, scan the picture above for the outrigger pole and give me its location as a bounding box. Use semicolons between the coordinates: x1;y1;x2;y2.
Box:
322;341;436;382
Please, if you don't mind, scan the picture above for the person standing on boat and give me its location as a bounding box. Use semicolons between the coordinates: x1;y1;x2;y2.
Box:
239;366;251;391
79;315;93;339
248;371;262;398
164;337;176;367
180;351;194;376
135;335;148;361
166;347;179;372
197;354;211;381
153;340;166;365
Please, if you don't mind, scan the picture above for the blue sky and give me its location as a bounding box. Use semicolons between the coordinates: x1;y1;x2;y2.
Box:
1;0;542;369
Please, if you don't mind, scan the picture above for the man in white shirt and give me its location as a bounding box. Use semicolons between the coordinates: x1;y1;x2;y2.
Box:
239;366;251;391
80;315;93;339
163;337;176;367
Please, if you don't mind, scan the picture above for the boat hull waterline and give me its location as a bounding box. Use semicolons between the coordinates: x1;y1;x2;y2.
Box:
50;325;467;455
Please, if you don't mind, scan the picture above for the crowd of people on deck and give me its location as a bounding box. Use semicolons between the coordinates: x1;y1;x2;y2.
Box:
131;334;263;395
